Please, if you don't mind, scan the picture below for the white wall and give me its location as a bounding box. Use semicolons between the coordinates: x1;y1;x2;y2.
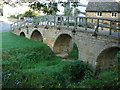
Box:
3;3;30;17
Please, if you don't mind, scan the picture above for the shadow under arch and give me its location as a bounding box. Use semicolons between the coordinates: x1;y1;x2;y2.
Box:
53;34;73;58
96;47;120;72
20;32;25;37
30;30;43;42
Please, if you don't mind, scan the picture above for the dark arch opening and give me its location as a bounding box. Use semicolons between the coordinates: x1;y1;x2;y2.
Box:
30;30;43;42
96;47;120;72
20;32;25;37
53;34;73;58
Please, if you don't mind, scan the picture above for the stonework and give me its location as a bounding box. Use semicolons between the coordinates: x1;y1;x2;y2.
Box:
11;25;120;71
86;12;120;19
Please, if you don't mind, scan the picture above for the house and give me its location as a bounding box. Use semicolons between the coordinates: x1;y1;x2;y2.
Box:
85;1;120;30
86;1;120;19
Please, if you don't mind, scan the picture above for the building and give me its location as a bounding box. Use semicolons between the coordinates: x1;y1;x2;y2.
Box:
86;1;120;19
85;1;120;30
3;3;30;17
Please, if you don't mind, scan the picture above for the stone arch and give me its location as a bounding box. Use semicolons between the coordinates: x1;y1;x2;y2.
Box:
53;34;73;58
30;30;43;41
20;32;25;37
96;47;120;72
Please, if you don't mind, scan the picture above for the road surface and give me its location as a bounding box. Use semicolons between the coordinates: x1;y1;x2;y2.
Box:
0;21;11;33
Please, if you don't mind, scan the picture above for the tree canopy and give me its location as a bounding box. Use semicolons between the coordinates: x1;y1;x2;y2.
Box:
29;2;59;15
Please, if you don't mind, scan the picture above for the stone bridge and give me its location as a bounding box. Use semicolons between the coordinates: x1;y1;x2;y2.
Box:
11;16;120;71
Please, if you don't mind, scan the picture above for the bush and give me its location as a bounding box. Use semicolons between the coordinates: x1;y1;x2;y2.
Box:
79;78;101;88
98;70;120;89
79;70;120;89
2;69;69;88
24;10;37;17
62;61;93;82
10;15;17;18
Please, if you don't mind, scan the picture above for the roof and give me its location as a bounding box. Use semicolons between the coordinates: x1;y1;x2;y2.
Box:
86;2;120;12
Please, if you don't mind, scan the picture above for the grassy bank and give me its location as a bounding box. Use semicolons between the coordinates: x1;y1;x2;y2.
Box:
2;32;92;88
1;32;120;88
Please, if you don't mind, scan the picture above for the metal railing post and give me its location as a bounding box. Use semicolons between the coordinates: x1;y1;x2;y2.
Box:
85;18;87;30
54;16;56;26
109;21;112;35
96;19;99;32
67;16;69;28
74;17;77;29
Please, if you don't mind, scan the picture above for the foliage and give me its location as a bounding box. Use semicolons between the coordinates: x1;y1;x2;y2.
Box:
62;61;93;82
29;2;59;15
64;7;73;16
9;15;17;18
71;2;79;8
43;2;59;15
9;11;39;19
29;2;45;12
23;10;36;17
17;14;24;18
67;43;78;60
2;32;120;88
0;8;3;16
1;32;43;49
74;8;81;16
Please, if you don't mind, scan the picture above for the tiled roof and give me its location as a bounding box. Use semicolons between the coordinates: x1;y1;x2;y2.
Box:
86;2;120;12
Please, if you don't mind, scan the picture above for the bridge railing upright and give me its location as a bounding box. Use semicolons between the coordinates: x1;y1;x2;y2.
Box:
11;15;120;36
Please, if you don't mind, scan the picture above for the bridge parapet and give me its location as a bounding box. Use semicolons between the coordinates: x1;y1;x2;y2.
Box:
11;15;120;37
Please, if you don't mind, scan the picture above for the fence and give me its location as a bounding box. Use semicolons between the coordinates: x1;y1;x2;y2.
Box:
11;15;120;35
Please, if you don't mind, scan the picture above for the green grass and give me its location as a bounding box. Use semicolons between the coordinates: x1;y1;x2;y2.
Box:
1;32;74;88
2;31;120;88
1;32;46;50
68;43;79;60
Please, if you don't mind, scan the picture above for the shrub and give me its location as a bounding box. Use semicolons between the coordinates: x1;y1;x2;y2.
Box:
24;10;36;17
98;70;120;89
62;61;93;82
10;15;17;18
2;70;69;88
79;78;101;88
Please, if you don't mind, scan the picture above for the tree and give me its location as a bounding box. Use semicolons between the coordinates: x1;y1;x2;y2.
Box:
60;2;72;16
2;0;35;7
30;2;59;15
29;2;45;12
43;2;59;15
71;2;79;16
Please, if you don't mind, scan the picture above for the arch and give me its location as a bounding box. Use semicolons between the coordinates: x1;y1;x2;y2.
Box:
30;30;43;42
53;34;73;58
96;47;120;72
20;32;25;37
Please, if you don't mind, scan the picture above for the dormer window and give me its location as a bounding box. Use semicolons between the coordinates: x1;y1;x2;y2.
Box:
97;12;102;16
112;12;117;17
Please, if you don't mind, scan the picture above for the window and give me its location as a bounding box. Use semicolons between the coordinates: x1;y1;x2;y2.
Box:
112;12;117;17
97;12;102;16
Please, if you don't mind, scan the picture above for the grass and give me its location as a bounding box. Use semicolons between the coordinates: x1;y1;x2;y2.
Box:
67;43;79;60
1;32;74;88
1;32;46;49
2;31;120;88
